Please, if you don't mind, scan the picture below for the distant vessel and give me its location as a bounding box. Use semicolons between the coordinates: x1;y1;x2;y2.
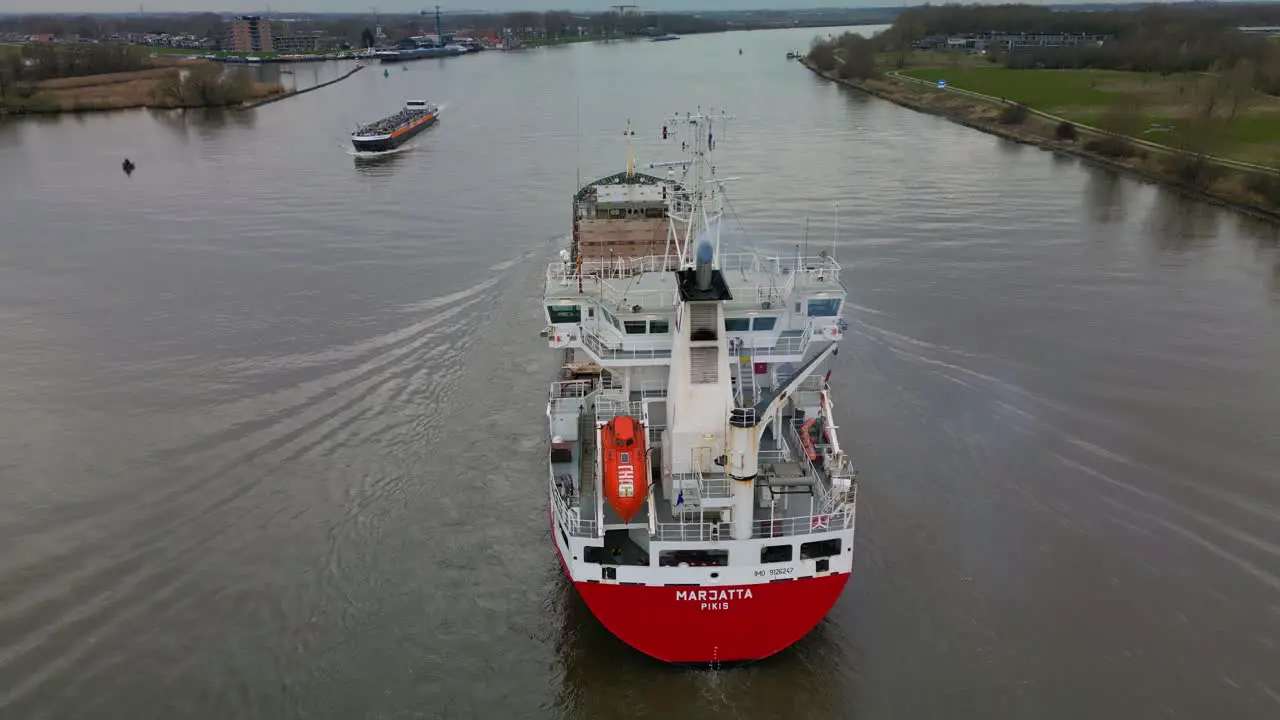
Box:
380;6;469;62
378;45;466;63
651;34;680;42
786;51;799;59
351;100;439;152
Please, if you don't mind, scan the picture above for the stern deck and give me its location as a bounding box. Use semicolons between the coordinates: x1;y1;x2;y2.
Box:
549;379;855;547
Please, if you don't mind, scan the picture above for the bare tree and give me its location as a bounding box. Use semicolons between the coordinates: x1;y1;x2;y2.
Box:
836;34;877;81
1225;58;1255;121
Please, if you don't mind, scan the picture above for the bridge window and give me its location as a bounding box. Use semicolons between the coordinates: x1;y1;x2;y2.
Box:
724;317;750;332
547;305;580;324
751;316;777;331
624;320;648;335
760;544;792;563
807;299;842;317
800;538;842;559
649;320;669;334
659;549;729;567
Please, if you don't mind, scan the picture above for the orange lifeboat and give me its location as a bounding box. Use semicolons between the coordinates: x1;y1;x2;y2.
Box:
601;415;648;523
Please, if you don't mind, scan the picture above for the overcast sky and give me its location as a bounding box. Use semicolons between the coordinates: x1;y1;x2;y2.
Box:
0;0;1156;15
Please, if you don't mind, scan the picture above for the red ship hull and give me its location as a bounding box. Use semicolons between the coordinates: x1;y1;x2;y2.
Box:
573;573;849;664
552;516;850;663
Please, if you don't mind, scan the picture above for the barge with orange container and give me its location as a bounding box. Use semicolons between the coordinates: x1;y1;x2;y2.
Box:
351;100;439;153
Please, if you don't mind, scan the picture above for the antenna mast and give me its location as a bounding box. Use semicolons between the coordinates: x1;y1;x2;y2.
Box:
625;118;635;178
650;109;733;267
575;94;580;191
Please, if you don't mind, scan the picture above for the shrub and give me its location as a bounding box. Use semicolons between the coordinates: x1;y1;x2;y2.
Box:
1084;135;1138;159
998;103;1029;125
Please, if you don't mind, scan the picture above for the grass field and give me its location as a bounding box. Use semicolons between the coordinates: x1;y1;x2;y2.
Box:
897;63;1280;166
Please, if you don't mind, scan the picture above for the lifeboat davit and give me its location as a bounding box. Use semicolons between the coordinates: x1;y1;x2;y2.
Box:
601;415;648;523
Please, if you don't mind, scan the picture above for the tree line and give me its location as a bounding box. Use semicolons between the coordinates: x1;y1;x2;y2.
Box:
886;2;1280;38
152;63;260;108
0;11;732;49
808;4;1280;95
0;42;149;99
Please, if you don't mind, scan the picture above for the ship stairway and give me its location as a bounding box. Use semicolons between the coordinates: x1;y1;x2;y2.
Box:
578;408;597;492
729;339;759;408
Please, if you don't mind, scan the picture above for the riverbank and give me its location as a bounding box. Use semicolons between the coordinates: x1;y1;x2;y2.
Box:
237;64;363;110
799;58;1280;223
1;59;284;114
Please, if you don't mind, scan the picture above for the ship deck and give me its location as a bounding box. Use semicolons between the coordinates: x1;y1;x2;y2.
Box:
549;385;855;552
545;251;845;314
575;217;668;261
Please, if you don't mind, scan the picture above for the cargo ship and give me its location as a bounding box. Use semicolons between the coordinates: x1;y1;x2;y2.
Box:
376;44;466;63
543;111;857;664
378;6;468;63
350;100;439;153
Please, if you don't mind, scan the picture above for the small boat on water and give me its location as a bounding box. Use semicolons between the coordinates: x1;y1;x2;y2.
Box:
351;100;439;153
786;51;799;59
651;34;680;42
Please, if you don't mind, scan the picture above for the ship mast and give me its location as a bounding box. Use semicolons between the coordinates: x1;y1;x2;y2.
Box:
651;109;732;267
625;118;635;178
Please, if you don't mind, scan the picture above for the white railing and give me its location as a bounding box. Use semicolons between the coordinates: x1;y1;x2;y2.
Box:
580;326;673;361
701;474;731;498
552;481;598;538
545;252;841;293
599;281;679;311
785;374;826;405
595;397;646;425
654;521;726;542
730;326;813;360
785;421;824;480
639;380;667;398
795;255;842;285
721;253;842;282
545;255;681;286
669;471;731;505
758;447;788;463
549;380;595;418
549;379;595;401
751;503;854;539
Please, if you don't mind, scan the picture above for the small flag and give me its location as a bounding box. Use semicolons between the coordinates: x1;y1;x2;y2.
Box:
676;489;684;506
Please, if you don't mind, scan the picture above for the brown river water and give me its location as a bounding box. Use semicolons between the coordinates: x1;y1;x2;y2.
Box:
1;25;1279;720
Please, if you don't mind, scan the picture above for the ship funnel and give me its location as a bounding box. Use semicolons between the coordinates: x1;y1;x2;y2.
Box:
695;238;714;292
